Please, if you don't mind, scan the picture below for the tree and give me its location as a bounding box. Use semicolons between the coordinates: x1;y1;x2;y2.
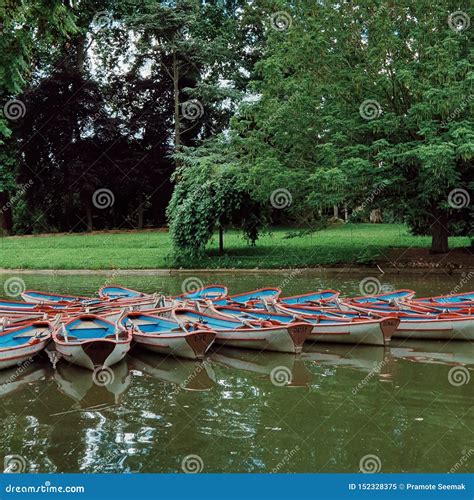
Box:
0;0;76;233
232;0;473;253
167;138;266;256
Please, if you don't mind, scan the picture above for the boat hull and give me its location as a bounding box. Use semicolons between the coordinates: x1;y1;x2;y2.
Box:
392;317;474;341
54;338;131;370
214;323;311;354
0;337;50;370
308;318;398;346
133;330;216;360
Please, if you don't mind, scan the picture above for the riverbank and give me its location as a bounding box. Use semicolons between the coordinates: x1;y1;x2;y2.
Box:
0;224;471;271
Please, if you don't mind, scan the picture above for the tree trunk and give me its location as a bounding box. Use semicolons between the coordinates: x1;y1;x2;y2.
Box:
218;226;224;256
137;193;144;229
173;48;181;153
369;208;382;223
333;205;339;218
430;217;449;254
85;204;93;232
0;192;12;235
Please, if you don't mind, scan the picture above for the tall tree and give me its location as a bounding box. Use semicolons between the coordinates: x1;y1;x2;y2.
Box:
232;0;473;253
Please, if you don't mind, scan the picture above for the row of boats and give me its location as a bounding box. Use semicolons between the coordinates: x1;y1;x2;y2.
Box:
0;284;473;371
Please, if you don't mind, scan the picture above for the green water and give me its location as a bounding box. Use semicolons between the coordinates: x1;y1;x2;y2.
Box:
0;271;472;473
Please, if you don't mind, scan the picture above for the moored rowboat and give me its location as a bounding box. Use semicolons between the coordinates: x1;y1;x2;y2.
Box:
122;312;216;360
0;320;52;370
217;305;397;346
53;315;132;370
172;308;311;354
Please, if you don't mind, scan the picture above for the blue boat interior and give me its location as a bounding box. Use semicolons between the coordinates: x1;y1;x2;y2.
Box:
101;287;141;299
280;291;336;305
183;286;227;299
214;289;279;306
0;301;36;309
123;315;181;334
0;325;48;348
175;311;242;330
64;318;116;340
355;290;412;303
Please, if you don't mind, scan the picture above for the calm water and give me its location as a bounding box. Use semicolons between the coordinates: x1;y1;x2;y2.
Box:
0;271;472;473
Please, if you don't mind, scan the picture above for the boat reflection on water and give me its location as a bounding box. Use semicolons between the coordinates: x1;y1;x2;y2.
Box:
53;360;131;406
211;347;312;387
301;343;391;374
389;339;474;367
0;359;49;398
128;347;216;391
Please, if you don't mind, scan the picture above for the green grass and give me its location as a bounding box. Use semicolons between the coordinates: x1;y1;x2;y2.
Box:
0;224;469;270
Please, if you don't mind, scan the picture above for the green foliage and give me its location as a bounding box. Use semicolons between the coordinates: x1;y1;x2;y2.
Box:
167;138;266;255
231;0;473;253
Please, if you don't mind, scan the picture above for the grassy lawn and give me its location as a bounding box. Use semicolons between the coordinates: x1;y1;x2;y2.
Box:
0;224;469;270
